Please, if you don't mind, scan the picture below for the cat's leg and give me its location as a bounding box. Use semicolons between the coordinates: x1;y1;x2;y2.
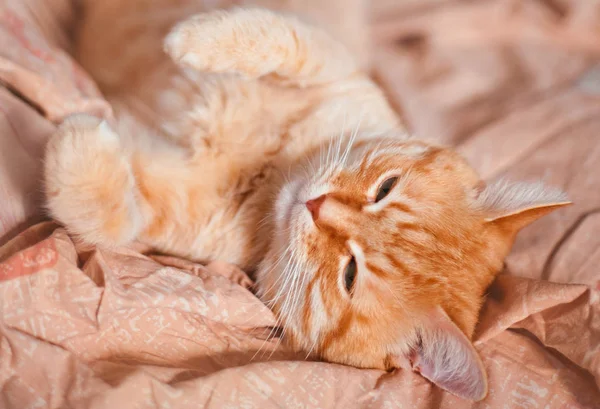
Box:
45;114;144;246
164;8;358;87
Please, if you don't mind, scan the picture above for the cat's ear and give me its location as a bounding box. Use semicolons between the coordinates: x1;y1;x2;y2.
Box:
390;307;488;401
475;180;571;234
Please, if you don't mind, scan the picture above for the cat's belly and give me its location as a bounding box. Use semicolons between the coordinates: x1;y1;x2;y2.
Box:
130;144;285;269
111;85;305;268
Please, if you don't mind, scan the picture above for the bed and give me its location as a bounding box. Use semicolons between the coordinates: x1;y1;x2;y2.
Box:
0;0;599;407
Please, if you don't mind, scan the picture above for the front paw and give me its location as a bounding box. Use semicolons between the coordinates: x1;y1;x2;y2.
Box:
46;114;119;162
164;8;287;78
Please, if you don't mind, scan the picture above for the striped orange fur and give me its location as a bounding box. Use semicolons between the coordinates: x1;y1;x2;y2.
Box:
44;6;570;401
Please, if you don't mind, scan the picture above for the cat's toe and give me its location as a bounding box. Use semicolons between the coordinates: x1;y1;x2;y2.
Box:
50;114;118;149
164;14;218;71
164;22;196;66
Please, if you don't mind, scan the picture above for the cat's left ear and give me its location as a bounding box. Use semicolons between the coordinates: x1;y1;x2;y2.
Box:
389;307;487;401
476;180;571;234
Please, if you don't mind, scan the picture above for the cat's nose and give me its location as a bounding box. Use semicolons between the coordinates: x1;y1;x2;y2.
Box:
305;194;327;221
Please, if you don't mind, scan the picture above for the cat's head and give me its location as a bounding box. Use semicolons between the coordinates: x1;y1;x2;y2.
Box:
256;135;570;401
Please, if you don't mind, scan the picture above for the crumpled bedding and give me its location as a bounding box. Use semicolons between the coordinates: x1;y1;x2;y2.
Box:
1;222;599;408
0;0;599;408
0;0;111;244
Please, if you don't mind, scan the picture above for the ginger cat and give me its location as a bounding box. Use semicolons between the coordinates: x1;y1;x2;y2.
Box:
44;6;570;401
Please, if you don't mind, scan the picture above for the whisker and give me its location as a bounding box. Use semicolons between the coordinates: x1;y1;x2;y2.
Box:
267;247;305;359
251;250;298;360
381;280;402;307
341;110;365;166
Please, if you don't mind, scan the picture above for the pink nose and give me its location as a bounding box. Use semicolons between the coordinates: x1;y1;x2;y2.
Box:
305;195;326;221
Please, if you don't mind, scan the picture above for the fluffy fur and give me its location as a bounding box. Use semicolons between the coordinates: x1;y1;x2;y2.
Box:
44;5;570;401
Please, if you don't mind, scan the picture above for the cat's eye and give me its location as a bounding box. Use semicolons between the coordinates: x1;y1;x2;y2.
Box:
375;177;398;202
344;256;357;294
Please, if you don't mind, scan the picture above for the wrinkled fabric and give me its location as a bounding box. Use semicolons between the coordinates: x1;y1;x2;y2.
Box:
0;0;111;243
1;0;600;407
0;0;110;121
1;223;599;408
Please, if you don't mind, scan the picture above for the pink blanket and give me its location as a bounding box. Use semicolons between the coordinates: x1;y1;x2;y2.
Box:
1;222;599;408
0;0;599;407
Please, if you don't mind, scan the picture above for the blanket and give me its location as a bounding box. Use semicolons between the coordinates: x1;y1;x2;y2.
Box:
1;222;599;408
0;0;599;408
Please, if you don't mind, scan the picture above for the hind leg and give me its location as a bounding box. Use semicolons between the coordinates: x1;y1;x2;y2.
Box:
44;114;144;246
164;8;358;86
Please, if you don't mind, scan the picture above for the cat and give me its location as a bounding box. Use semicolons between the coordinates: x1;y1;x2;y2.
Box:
44;6;570;401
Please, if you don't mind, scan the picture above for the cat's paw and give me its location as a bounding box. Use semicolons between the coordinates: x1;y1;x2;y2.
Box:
47;114;119;154
45;114;142;246
164;8;292;79
165;8;357;86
